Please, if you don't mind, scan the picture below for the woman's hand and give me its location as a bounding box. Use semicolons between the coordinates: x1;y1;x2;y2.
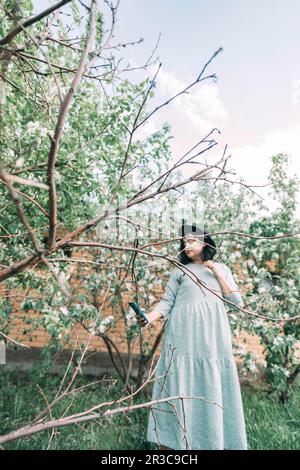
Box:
136;309;162;328
136;311;149;328
203;261;242;304
203;260;224;279
203;260;219;272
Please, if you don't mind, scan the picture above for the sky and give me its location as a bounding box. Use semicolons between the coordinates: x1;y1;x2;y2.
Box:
33;0;300;218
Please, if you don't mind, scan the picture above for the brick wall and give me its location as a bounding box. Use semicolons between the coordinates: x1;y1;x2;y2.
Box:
3;232;268;365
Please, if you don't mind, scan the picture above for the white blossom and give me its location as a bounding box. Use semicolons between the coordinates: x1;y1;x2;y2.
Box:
98;315;115;333
26;121;40;134
54;170;62;183
273;336;284;346
26;120;49;138
40;127;48;137
15;156;24;168
148;294;157;304
249;362;258;372
60;307;69;316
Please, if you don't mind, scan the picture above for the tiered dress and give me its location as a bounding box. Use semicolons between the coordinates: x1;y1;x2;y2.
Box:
146;261;248;450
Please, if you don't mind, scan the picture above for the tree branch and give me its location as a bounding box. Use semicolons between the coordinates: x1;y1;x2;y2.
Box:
0;0;73;46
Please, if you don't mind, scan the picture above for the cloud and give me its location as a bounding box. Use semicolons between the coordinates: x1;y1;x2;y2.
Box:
137;119;157;138
155;68;228;133
229;122;300;216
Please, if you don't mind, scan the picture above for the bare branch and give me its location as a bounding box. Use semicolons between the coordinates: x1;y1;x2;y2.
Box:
62;240;300;322
0;0;73;46
0;166;44;254
0;330;30;348
47;0;97;249
0;170;49;190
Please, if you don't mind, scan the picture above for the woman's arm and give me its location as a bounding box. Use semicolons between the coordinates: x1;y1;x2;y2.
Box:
206;261;244;308
147;267;181;324
146;309;162;324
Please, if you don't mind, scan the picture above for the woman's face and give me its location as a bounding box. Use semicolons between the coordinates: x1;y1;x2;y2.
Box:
183;233;205;261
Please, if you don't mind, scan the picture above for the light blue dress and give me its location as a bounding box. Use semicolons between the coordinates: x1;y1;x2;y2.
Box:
146;261;248;450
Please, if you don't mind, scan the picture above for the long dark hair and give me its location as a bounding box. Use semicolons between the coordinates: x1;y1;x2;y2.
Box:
177;222;217;265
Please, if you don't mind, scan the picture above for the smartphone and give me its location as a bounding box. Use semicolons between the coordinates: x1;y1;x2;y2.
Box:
128;302;149;324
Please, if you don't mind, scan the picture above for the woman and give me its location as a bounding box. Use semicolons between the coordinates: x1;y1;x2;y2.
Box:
137;223;248;450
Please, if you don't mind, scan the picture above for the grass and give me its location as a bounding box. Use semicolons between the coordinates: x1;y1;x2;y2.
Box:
242;383;300;450
0;366;299;450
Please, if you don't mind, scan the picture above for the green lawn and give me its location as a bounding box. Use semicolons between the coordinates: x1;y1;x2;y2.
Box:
0;368;299;450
